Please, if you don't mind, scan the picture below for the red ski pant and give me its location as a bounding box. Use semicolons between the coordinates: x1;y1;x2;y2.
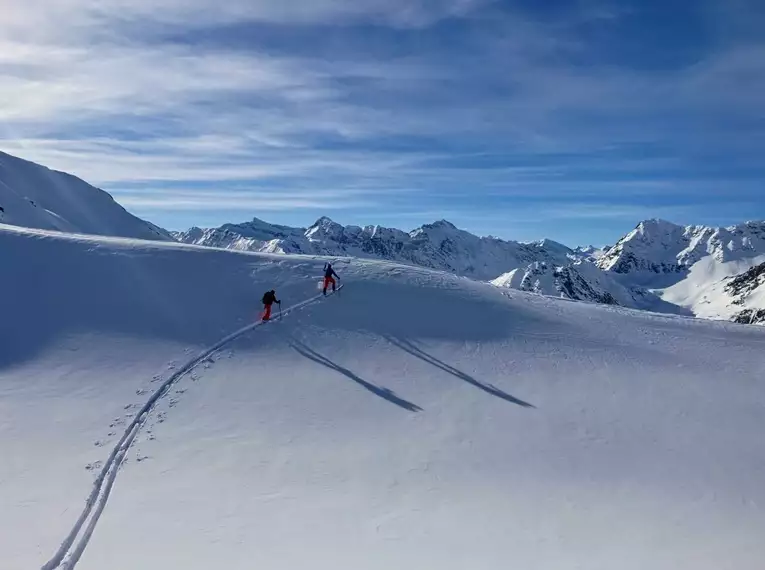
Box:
323;276;336;291
262;304;272;320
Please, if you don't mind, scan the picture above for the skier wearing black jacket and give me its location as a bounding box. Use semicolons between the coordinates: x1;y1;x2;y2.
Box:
323;263;340;295
261;290;280;321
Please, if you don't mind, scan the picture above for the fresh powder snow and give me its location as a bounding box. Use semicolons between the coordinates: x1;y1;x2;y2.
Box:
2;222;765;570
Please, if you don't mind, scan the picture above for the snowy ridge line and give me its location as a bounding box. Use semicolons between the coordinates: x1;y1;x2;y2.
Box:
40;286;343;570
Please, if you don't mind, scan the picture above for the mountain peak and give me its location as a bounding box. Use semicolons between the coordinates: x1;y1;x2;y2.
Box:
635;218;683;233
423;219;457;230
178;216;574;280
599;216;765;277
305;216;345;241
531;238;573;252
312;216;336;226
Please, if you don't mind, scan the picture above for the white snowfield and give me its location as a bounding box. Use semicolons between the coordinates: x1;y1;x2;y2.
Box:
597;219;765;320
0;151;171;241
2;223;765;570
660;254;765;321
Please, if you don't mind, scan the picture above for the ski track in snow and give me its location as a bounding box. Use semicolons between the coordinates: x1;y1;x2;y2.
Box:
41;286;343;570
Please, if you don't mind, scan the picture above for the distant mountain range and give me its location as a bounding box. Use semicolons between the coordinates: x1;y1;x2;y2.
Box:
595;219;765;323
1;149;762;325
176;216;765;324
174;217;580;281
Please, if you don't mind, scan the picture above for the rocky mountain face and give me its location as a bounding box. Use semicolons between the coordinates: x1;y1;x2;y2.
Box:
178;215;765;325
732;309;765;325
489;259;689;315
595;219;765;324
492;261;622;304
725;262;765;324
725;262;765;302
597;219;765;276
176;216;578;281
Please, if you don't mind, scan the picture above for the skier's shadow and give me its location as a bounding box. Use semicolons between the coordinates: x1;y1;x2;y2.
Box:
384;336;534;409
289;339;423;413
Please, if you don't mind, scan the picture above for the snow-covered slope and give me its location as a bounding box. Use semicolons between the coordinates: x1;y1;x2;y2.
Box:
492;261;625;305
658;256;765;325
0;151;171;240
598;219;765;278
657;254;765;322
490;260;690;314
3;223;765;570
574;244;607;261
597;219;765;320
176;216;576;280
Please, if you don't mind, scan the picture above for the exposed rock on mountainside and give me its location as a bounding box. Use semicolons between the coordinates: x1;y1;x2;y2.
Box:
598;219;765;277
176;216;577;281
725;262;765;304
179;215;765;323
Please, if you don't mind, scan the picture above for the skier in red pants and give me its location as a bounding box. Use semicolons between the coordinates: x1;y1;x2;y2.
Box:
261;290;281;321
323;263;340;295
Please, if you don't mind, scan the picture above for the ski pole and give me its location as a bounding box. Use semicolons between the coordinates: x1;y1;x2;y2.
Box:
279;303;283;321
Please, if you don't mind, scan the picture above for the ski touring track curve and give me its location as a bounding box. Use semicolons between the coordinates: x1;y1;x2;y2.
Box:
41;285;344;570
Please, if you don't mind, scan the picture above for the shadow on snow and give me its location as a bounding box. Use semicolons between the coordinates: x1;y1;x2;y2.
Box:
289;338;423;413
384;335;535;409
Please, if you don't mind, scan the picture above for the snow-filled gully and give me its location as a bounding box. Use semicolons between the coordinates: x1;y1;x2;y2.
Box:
41;287;342;570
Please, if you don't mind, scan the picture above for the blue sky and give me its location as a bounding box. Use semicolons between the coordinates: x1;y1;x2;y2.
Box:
1;0;764;245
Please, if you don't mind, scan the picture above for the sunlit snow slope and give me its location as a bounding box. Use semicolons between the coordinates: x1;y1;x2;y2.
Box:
2;223;765;570
0;151;171;240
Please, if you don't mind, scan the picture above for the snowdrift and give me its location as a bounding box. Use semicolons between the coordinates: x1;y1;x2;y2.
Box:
2;224;765;570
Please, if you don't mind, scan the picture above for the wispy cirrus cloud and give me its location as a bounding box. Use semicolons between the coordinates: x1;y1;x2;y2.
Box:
0;0;763;244
115;189;380;211
2;0;491;36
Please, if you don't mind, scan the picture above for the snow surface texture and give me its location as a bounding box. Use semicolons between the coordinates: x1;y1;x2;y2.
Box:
0;151;171;240
175;216;578;281
3;223;765;570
